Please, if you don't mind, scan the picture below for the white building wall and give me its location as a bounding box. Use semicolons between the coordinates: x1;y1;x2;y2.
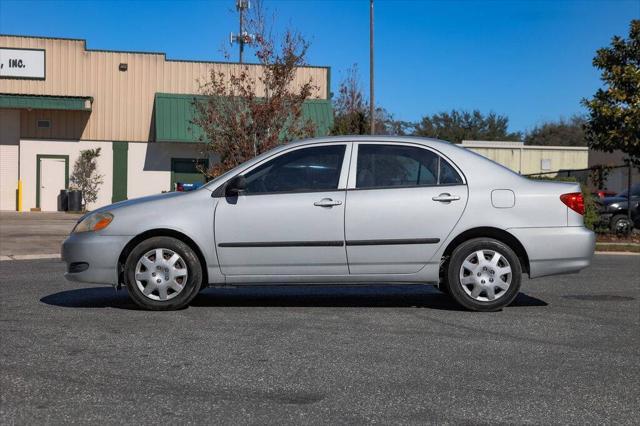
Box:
19;139;114;211
0;110;20;211
127;142;208;199
461;141;589;175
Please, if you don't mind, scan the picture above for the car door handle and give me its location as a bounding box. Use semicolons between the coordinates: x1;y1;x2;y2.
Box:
314;198;342;207
432;193;460;202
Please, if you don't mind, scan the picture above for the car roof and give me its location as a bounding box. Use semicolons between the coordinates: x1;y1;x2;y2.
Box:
286;135;454;149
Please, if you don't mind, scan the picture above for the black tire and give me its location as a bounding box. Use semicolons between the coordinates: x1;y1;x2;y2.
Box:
447;238;522;312
124;236;203;310
435;281;451;295
610;214;632;234
436;258;452;295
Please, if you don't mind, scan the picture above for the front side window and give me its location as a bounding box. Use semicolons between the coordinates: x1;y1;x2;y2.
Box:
356;144;463;189
243;145;346;194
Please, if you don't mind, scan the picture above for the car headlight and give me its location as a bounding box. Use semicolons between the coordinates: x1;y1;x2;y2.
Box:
610;203;619;209
73;212;114;233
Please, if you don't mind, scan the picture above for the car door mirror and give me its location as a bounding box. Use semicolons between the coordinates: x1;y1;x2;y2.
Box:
225;175;247;196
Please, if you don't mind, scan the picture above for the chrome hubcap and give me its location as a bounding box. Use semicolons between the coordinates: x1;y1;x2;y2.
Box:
459;249;512;302
135;248;188;301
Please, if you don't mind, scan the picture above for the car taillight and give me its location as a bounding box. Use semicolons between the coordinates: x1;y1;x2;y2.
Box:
560;192;584;215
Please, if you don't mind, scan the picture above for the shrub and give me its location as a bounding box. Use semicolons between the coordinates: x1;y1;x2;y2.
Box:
70;148;104;211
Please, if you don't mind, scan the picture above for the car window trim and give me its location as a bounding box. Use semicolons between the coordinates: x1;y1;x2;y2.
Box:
347;182;467;192
347;141;467;189
211;143;352;197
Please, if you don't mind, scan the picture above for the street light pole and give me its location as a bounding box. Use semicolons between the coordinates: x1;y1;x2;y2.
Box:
627;158;633;235
369;0;375;135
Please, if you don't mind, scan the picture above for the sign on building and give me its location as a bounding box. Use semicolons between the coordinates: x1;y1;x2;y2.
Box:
0;48;45;79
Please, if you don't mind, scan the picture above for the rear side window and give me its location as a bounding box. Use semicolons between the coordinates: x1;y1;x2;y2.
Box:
356;144;463;189
244;145;346;194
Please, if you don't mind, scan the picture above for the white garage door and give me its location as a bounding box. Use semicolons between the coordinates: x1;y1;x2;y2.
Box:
0;109;20;211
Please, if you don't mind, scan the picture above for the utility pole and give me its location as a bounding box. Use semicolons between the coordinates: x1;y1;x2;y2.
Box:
369;0;375;135
627;158;633;235
230;0;253;63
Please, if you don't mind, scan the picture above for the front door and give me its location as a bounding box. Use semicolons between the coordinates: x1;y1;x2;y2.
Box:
39;157;67;211
345;143;468;274
215;143;351;276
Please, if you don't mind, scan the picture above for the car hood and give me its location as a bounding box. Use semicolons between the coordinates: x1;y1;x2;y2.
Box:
80;191;191;220
601;196;628;206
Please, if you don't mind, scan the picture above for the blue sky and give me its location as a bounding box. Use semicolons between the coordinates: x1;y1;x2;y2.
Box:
0;0;637;133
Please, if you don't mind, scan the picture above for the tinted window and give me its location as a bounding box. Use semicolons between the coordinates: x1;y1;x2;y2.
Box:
616;184;640;197
356;144;462;188
439;157;464;185
244;145;346;194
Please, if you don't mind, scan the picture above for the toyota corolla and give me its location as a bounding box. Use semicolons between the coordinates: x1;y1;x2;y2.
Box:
62;136;595;311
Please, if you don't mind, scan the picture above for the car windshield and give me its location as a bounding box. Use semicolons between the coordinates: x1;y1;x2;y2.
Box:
616;184;640;197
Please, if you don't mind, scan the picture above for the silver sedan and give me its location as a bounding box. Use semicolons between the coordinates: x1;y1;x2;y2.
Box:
62;136;595;311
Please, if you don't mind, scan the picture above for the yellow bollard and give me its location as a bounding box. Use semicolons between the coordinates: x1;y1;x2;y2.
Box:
17;179;22;212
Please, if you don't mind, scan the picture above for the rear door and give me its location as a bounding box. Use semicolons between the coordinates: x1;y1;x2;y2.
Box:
214;143;351;276
345;142;468;274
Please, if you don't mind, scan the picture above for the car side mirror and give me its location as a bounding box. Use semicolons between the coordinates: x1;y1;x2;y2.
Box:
225;175;247;197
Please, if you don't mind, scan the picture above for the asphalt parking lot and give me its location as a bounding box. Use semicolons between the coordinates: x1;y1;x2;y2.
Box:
1;254;638;425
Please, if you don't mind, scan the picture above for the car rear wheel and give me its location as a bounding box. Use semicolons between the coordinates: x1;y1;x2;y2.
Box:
124;236;202;310
447;238;522;312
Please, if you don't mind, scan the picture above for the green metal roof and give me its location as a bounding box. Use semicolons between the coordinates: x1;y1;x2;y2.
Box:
154;93;334;143
0;94;92;111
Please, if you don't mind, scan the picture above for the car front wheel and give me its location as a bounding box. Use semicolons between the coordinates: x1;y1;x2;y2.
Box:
610;214;632;234
447;238;522;312
124;236;202;310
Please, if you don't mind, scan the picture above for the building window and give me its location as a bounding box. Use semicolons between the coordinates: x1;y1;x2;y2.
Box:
541;159;552;171
37;119;51;129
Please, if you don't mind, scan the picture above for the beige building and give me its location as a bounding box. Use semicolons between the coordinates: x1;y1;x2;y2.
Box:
0;35;332;211
461;140;589;176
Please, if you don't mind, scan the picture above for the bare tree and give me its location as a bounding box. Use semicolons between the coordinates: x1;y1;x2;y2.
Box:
192;0;319;178
331;65;368;136
331;64;412;136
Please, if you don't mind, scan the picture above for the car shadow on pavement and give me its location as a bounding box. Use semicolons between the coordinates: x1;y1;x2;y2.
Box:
40;285;547;311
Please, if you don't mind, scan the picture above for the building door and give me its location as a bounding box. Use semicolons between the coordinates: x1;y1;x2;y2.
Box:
39;157;67;211
170;158;208;191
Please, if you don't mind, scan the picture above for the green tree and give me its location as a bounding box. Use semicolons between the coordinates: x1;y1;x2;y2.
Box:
583;19;640;163
70;148;104;211
524;115;587;146
414;110;521;143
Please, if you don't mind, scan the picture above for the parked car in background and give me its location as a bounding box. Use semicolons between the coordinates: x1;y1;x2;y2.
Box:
596;184;640;233
61;136;595;312
175;182;204;192
592;189;617;199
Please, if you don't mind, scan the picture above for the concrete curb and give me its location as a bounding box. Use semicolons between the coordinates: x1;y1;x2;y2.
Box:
594;251;640;256
0;254;61;261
